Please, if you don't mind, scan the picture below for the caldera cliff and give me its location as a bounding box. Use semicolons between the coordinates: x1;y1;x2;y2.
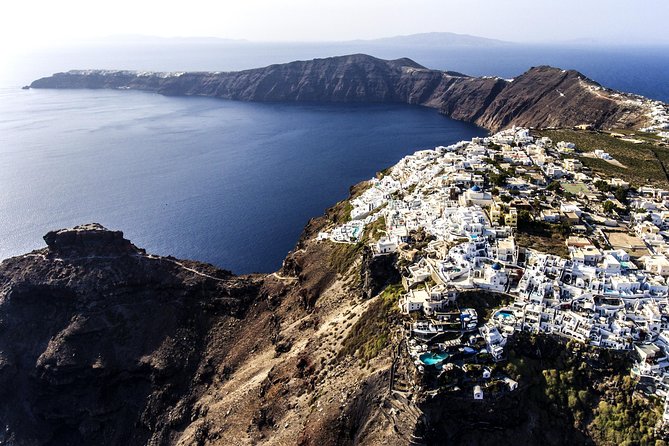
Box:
0;217;421;445
0;199;659;445
29;54;659;132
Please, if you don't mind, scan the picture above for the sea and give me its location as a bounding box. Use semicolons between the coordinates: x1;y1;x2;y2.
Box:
1;42;668;273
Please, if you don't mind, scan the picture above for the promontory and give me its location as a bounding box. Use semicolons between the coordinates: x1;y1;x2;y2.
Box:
28;53;662;132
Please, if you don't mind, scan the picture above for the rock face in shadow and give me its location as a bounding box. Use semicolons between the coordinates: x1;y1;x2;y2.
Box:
30;54;656;131
0;224;260;445
360;247;400;300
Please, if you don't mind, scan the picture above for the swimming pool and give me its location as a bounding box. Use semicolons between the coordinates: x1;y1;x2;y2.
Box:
494;310;515;320
463;346;477;355
420;351;449;365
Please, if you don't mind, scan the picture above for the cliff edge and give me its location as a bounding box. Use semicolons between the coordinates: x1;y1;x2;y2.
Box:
29;54;659;131
0;221;412;445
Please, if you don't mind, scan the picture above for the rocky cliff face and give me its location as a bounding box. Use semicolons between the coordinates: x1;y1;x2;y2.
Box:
473;66;649;131
0;224;263;445
29;54;658;131
0;222;412;445
0;213;659;445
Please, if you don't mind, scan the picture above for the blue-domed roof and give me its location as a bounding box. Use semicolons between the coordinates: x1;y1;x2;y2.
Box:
492;262;502;270
471;185;481;192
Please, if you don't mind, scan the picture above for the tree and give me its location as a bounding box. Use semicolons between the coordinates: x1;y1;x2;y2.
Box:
547;181;562;191
490;172;509;187
594;180;611;192
603;200;616;214
558;220;571;236
500;194;513;203
614;187;627;204
547;181;563;196
518;210;533;229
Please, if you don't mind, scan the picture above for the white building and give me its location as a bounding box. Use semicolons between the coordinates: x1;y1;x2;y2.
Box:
473;385;483;400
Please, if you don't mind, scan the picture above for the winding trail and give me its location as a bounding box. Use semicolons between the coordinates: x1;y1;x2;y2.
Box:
271;272;298;281
144;254;234;282
25;251;239;284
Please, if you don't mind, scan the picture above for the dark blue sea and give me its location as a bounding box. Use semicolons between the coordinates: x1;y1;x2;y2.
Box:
0;87;485;272
1;42;667;272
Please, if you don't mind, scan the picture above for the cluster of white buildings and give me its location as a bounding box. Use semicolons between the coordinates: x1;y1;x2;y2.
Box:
496;247;669;354
324;125;669;397
640;101;669;134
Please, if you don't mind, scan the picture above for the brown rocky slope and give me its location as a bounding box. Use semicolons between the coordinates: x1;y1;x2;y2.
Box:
0;216;417;445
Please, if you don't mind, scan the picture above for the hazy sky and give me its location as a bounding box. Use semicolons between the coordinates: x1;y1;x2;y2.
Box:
2;0;668;54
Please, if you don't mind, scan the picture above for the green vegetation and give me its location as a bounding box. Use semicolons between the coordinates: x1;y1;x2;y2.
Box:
594;180;629;204
490;171;509;187
499;194;514;203
338;283;404;363
328;181;372;224
562;182;589;195
602;200;617;214
516;210;570;258
538;129;669;186
328;197;354;225
547;181;562;192
329;215;387;276
376;165;393;179
363;216;386;243
542;367;590;425
329;242;364;275
590;375;663;445
338;202;354;223
457;290;513;321
503;334;663;445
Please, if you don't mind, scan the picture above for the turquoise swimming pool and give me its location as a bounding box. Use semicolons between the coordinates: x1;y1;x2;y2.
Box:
420;351;449;365
495;310;514;320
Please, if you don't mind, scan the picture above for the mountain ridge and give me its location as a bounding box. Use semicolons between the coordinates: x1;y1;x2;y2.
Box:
29;54;658;132
350;31;512;47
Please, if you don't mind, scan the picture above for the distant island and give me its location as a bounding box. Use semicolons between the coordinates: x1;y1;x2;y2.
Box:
28;54;666;132
348;31;512;47
75;31;512;47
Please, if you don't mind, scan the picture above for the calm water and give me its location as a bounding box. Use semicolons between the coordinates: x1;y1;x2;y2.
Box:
2;42;667;272
0;87;485;273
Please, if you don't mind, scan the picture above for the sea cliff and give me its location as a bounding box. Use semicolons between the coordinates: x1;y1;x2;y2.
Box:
29;54;658;132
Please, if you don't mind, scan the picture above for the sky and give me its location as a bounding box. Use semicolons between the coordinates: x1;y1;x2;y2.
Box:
1;0;668;55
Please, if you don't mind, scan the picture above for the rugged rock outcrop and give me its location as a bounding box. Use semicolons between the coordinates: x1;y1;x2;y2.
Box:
473;66;649;131
360;246;400;300
0;222;406;445
42;223;138;256
0;224;262;444
29;54;658;131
